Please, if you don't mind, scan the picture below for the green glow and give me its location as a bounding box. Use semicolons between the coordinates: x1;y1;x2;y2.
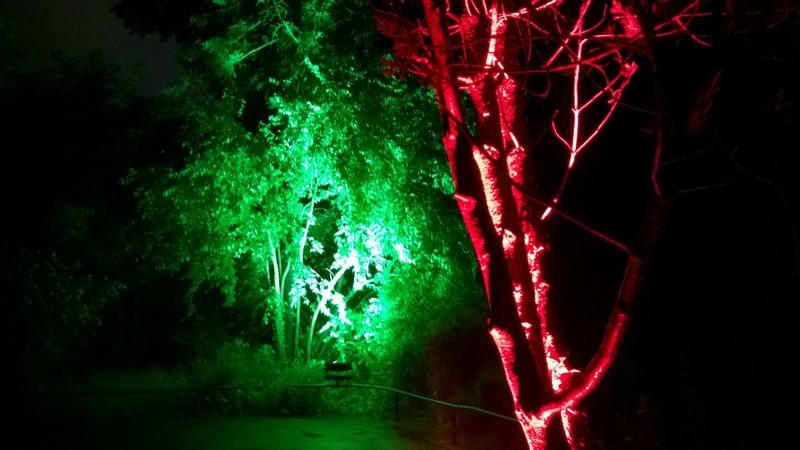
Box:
124;0;477;373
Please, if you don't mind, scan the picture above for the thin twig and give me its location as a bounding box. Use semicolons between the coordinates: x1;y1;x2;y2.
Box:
512;182;630;254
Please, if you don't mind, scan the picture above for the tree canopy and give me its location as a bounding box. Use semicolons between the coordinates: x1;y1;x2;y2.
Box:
119;0;486;368
0;48;157;378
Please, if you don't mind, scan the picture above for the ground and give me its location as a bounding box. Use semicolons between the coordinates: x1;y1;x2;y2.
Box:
9;381;527;450
18;414;452;450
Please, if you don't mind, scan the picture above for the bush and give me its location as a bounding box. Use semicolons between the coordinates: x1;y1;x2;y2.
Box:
61;338;414;418
189;339;324;415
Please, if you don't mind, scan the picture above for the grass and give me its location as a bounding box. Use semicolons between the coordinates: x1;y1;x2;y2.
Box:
31;339;402;419
19;339;531;450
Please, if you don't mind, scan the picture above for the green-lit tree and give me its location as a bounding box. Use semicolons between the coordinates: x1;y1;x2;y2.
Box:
121;0;483;370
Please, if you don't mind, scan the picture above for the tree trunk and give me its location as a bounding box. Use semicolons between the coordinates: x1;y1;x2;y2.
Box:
376;0;796;447
412;0;670;447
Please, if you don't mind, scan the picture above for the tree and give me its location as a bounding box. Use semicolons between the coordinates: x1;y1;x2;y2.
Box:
120;0;483;370
375;0;799;447
0;49;154;380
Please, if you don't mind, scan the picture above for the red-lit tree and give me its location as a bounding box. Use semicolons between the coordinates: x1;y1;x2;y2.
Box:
375;1;796;447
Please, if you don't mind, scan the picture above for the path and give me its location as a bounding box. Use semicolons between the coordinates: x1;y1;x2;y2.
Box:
21;415;447;450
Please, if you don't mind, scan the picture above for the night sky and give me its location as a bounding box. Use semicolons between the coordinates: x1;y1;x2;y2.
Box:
2;0;179;95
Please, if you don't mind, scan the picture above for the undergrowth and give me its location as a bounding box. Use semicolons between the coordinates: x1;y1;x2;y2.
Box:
43;339;402;418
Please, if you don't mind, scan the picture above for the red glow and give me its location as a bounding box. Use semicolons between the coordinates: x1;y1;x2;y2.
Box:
374;0;692;447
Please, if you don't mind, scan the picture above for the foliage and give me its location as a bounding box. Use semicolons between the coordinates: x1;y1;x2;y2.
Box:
122;0;481;372
0;16;23;80
0;52;153;379
75;339;397;417
1;245;123;372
